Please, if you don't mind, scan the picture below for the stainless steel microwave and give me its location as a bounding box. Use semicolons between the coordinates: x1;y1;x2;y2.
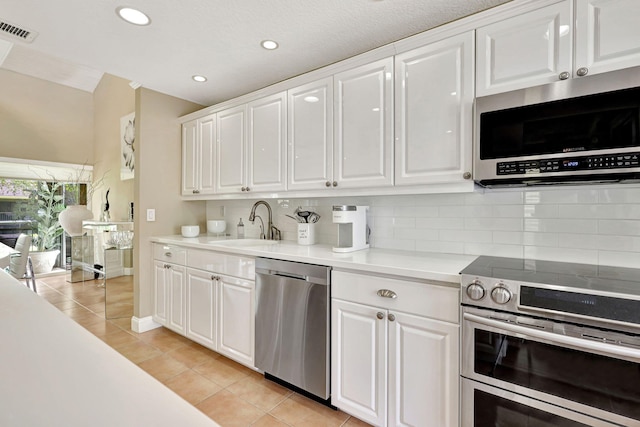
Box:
474;66;640;188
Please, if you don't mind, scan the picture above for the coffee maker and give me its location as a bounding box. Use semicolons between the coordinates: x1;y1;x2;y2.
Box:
332;205;369;253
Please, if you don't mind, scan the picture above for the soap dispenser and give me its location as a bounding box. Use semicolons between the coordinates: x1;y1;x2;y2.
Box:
237;218;245;239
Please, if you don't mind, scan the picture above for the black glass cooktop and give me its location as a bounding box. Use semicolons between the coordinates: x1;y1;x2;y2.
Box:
461;256;640;298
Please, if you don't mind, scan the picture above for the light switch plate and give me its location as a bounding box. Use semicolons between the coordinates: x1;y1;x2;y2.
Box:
146;209;156;221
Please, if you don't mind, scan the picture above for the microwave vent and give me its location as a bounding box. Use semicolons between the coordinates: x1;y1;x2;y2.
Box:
0;19;38;43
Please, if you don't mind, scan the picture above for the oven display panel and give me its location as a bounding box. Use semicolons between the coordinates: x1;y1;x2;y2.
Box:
519;286;640;325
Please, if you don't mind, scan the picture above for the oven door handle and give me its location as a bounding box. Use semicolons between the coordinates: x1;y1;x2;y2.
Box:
463;312;640;360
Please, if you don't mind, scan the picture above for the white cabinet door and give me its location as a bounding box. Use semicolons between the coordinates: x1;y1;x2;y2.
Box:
476;2;572;96
575;0;640;78
186;268;216;349
288;77;333;191
182;115;216;196
198;114;216;195
216;105;246;193
181;119;198;195
247;92;287;193
334;58;394;189
217;275;254;367
152;260;168;325
387;312;459;427
332;299;387;427
167;264;186;335
395;31;474;186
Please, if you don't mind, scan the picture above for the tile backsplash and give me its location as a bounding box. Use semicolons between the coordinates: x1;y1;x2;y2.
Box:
206;184;640;268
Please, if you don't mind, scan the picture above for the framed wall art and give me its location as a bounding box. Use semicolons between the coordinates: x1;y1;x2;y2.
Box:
120;112;135;181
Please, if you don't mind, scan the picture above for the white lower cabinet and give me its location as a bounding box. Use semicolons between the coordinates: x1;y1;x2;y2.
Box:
152;244;255;368
331;271;459;427
332;300;387;426
217;275;255;367
186;268;216;349
153;260;186;335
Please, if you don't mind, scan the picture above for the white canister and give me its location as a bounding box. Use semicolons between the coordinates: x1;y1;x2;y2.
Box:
297;223;315;245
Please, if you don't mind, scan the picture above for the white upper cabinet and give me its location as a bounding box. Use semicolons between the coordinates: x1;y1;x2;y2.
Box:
215;93;287;195
476;1;572;96
288;59;394;192
287;78;334;191
574;0;640;78
334;58;394;189
247;92;287;193
216;105;246;194
181;115;215;196
478;0;640;96
395;31;474;186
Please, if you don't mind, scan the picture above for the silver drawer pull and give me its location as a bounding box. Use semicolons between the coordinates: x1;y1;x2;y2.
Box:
164;252;172;257
377;289;397;299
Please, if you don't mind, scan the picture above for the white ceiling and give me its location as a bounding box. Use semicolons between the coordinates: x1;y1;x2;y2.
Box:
1;0;509;106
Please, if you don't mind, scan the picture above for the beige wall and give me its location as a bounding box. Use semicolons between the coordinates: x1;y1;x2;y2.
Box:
92;74;135;220
134;88;204;318
0;69;94;164
0;67;205;319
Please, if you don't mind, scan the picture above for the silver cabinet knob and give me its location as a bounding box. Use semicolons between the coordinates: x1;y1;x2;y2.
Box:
576;67;589;77
332;181;338;187
559;71;570;80
245;187;250;192
466;280;485;301
463;172;472;180
325;181;332;187
388;313;396;322
241;187;246;192
193;189;200;194
377;289;397;299
376;312;384;320
164;252;172;257
491;285;512;304
210;275;216;281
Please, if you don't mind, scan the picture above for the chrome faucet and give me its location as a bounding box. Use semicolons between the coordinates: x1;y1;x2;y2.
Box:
248;200;281;240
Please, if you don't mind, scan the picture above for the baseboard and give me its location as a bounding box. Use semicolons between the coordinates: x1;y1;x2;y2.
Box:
131;316;162;333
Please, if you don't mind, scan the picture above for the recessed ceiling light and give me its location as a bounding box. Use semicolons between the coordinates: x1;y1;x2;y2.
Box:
261;40;279;50
116;7;151;26
192;75;207;83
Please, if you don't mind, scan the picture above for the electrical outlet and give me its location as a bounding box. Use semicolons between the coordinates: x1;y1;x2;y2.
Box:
146;209;156;221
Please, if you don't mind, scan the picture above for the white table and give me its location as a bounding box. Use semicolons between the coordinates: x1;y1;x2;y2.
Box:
0;270;219;427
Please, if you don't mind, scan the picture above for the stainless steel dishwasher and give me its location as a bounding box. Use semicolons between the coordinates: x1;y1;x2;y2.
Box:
255;257;331;401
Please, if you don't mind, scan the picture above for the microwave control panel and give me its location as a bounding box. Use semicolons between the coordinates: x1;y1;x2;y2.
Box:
496;152;640;175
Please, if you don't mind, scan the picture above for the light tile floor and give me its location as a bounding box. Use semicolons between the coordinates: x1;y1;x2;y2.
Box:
33;275;371;427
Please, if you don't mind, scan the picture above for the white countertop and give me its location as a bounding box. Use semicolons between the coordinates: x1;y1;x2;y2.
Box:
0;270;218;427
152;236;476;284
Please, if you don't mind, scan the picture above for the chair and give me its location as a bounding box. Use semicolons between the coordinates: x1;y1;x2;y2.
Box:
9;234;37;292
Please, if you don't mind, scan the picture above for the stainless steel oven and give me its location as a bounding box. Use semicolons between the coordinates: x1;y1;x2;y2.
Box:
460;256;640;427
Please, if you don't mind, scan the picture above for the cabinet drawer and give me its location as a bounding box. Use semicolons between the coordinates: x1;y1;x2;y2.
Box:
187;249;255;280
153;243;187;265
332;270;459;323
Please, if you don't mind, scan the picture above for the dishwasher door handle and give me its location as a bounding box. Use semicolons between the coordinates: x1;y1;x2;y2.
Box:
272;271;309;281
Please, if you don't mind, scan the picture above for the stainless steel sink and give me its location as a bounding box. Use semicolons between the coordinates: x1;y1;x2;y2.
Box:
207;238;279;248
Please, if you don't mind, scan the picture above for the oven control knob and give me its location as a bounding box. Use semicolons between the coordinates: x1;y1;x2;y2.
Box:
466;281;485;301
491;285;512;304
